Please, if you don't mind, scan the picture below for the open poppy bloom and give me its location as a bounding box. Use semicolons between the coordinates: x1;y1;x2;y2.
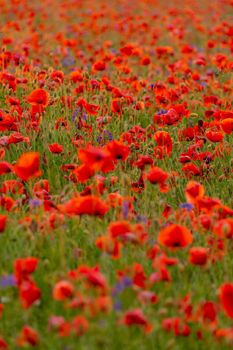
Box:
76;98;100;116
185;181;205;204
220;118;233;135
27;89;50;117
106;140;130;161
48;143;64;154
189;247;208;265
19;280;41;309
108;221;131;238
146;166;169;192
77;265;107;290
14;152;41;181
158;224;193;248
182;163;201;176
120;309;152;333
70;164;95;183
92;60;106;71
14;257;39;285
53;280;74;301
78;145;114;173
27;89;49;107
59;195;109;216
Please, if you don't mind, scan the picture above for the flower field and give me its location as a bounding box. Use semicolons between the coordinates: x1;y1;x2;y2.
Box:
0;0;233;348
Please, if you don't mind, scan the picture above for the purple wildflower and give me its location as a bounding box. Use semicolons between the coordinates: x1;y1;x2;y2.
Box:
136;215;147;223
61;55;75;68
0;275;16;288
108;132;113;141
29;199;43;208
113;300;122;311
122;200;129;220
179;202;194;211
72;108;80;122
157;109;168;115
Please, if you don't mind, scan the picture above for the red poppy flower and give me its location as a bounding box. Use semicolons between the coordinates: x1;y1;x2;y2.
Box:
77;265;107;289
70;164;95;183
221;118;233;134
76;98;100;116
33;179;50;198
185;181;205;204
162;317;191;336
16;326;39;347
106;140;130;161
147;166;168;184
0;148;5;160
48;143;64;154
189;247;208;265
109;221;131;238
111;99;122;114
0;162;12;176
158;224;193;248
27;89;49;107
70;70;83;83
72;316;89;336
14;152;41;181
154;131;173;156
134;155;153;170
19;280;41;309
204;95;220;106
92;60;106;71
213;219;233;238
200;301;218;325
120;309;152;333
78;146;113;173
206;130;223;142
196;197;221;213
50;70;64;83
219;283;233;319
0;215;7;233
14;257;39;285
53;281;74;301
60;195;109;216
141;56;151;65
147;166;169;192
182;163;201;176
215;327;233;340
7;132;29;145
156;46;174;58
1;180;24;195
0;196;15;211
96;235;122;259
120;44;135;56
0;337;8;349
